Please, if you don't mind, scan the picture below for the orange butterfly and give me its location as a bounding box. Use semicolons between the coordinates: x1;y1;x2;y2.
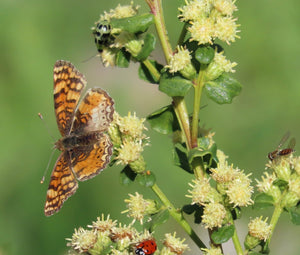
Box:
44;60;114;216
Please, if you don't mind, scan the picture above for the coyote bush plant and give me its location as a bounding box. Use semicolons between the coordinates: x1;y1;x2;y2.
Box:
65;1;300;254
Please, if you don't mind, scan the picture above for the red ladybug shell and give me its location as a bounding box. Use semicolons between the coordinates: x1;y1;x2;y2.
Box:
135;239;157;255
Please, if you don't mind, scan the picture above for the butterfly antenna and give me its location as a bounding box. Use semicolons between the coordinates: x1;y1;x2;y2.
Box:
38;113;56;142
40;149;56;184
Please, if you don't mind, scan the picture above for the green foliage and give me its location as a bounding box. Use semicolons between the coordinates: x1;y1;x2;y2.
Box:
136;33;156;61
115;49;131;67
205;73;242;104
147;209;170;231
253;193;275;210
211;224;235;244
159;73;193;97
195;45;215;65
139;60;163;84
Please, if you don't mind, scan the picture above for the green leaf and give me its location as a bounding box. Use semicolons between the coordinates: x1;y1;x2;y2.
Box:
248;252;264;255
211;224;235;244
195;45;215;64
148;209;170;231
110;13;154;33
115;49;131;67
147;105;179;134
139;60;163;84
182;204;203;224
253;193;274;209
289;208;300;225
204;73;242;104
136;33;156;61
136;172;156;187
120;165;136;185
159;73;193;97
173;143;193;173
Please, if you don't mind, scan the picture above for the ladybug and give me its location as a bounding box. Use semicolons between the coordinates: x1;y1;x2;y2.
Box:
135;239;157;255
92;20;114;52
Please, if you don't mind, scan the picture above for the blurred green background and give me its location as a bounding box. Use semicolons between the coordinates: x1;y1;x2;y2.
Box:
1;0;299;254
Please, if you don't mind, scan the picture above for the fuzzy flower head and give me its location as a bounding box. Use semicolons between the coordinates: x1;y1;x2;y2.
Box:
100;1;139;21
115;138;143;165
269;157;292;182
201;246;223;255
110;223;138;251
116;112;147;139
122;192;158;224
226;170;254;207
202;202;226;229
248;216;272;241
187;178;222;205
256;171;277;193
288;174;300;199
166;45;192;73
292;156;300;175
66;227;98;253
163;232;189;255
179;0;240;45
88;214;117;233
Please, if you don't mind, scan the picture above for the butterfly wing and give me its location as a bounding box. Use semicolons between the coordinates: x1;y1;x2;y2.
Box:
71;88;114;134
44;152;78;216
53;60;87;136
70;133;113;181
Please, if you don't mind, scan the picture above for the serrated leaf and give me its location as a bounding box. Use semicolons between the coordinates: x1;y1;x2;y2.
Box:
211;224;235;244
136;172;156;187
120;165;136;185
116;49;130;67
111;13;154;33
148;209;170;231
136;33;156;61
139;60;163;84
205;73;242;104
289;208;300;225
195;46;215;64
147;105;179;134
159;73;193;97
173;143;193;173
253;193;274;209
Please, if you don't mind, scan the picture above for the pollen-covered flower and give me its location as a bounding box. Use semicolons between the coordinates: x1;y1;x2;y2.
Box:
122;192;158;224
214;16;240;44
116;112;147;139
101;1;139;21
226;171;254;207
166;46;192;73
115;138;143;165
178;0;210;22
88;214;117;233
256;172;277;193
289;174;300;199
292;156;300;175
210;153;237;183
248;216;272;241
100;48;117;67
111;223;138;251
201;246;223;255
187;178;222;205
188;18;215;45
202;202;226;229
270;157;292;182
66;227;98;253
213;0;237;16
163;232;189;255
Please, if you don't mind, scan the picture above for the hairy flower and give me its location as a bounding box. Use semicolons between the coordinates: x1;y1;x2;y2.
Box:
66;227;98;253
201;246;223;255
163;232;189;255
166;46;192;74
289;174;300;198
100;48;117;67
88;214;117;233
122;192;157;224
214;0;237;16
202;202;226;229
115;138;144;165
187;178;222;205
188;18;215;44
214;16;240;44
111;223;138;250
226;171;254;207
256;172;277;193
248;217;272;241
178;0;210;22
101;1;139;21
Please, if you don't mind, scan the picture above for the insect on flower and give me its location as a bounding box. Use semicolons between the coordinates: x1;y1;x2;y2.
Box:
268;132;296;161
135;239;157;255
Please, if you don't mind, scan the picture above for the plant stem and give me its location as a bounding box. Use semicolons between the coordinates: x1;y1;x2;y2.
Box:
191;68;206;148
151;183;206;249
231;224;244;255
173;97;192;149
142;59;161;82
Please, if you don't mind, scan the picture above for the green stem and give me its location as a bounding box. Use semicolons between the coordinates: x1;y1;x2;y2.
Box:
177;22;188;46
191;68;206;148
148;0;173;62
151;183;206;249
142;59;161;82
231;225;244;255
173;97;192;150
